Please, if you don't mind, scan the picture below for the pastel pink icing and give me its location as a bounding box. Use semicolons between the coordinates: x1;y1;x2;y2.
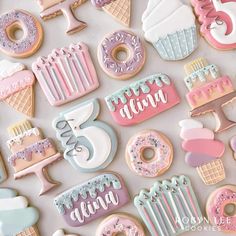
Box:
0;70;35;100
180;128;214;140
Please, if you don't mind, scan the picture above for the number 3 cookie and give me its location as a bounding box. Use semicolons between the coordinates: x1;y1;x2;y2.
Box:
53;99;118;172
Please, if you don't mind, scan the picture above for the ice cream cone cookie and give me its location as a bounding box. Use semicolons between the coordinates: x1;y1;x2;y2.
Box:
183;58;236;132
0;153;7;184
105;74;180;125
126;130;173;178
36;0;87;34
134;175;203;236
206;185;236;233
0;10;43;58
0;60;35;117
97;30;145;80
96;213;145;236
91;0;131;27
32;42;99;106
7;120;62;195
142;0;198;61
192;0;236;50
179;119;226;185
53;229;79;236
0;188;40;236
54;173;130;227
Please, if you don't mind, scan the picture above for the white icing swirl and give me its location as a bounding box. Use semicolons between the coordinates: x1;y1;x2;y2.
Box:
0;60;25;79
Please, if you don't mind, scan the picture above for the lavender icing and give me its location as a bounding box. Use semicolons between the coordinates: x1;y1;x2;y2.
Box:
8;138;53;166
91;0;113;7
185;152;216;167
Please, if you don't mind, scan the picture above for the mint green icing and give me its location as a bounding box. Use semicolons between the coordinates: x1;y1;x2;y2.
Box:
54;173;122;215
0;188;17;199
184;64;219;90
105;74;171;112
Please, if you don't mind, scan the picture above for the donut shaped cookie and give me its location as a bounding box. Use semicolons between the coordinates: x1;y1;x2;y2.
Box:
96;213;145;236
0;10;43;58
126;130;173;177
206;185;236;233
97;30;145;80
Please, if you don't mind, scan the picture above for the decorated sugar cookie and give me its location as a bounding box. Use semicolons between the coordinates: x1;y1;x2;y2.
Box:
96;213;145;236
53;99;117;172
7;120;62;195
0;60;35;117
105;74;180;126
0;188;40;235
183;57;236;132
54;173;130;227
142;0;198;61
91;0;131;27
179;119;226;185
97;30;146;80
126;130;173;177
53;229;79;236
32;42;99;106
206;185;236;233
36;0;87;34
192;0;236;50
230;136;236;160
134;175;203;236
0;10;43;58
0;153;7;184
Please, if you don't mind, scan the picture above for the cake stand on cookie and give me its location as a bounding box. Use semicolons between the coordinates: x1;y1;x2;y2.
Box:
39;0;87;34
14;153;62;195
190;91;236;133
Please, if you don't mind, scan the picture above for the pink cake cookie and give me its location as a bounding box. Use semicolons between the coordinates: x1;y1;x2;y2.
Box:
32;42;99;106
105;73;180;126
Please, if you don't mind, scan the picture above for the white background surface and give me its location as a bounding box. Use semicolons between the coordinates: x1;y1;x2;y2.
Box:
0;0;236;235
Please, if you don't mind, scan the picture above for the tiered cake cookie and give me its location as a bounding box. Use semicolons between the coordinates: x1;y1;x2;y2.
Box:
7;120;61;195
184;58;236;132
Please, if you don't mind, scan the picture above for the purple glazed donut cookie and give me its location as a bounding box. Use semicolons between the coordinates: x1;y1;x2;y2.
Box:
0;10;43;58
97;30;146;80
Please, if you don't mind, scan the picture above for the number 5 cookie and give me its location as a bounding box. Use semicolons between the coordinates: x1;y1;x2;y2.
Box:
53;99;118;172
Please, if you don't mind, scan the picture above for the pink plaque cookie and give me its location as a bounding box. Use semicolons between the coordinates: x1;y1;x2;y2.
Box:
105;74;180;126
32;42;99;106
54;173;130;227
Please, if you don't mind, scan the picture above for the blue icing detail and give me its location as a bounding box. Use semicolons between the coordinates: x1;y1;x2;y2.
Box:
0;189;17;199
52;99;118;173
154;26;198;61
105;74;171;112
54;173;122;215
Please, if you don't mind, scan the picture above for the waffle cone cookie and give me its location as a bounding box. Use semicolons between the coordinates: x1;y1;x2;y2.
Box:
16;226;39;236
197;159;225;185
5;86;34;117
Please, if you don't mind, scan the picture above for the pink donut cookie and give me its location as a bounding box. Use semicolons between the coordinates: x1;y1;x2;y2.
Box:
0;10;43;58
126;130;173;177
96;213;145;236
97;30;146;80
206;185;236;233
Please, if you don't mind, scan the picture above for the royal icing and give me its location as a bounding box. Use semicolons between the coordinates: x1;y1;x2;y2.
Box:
0;60;25;79
105;74;180;126
207;186;236;232
134;175;203;236
91;0;113;7
126;130;173;177
32;43;99;106
53;99;117;172
0;10;42;58
0;155;7;184
52;229;78;236
96;214;145;236
192;0;236;49
0;188;39;235
142;0;198;60
98;30;145;80
54;173;130;227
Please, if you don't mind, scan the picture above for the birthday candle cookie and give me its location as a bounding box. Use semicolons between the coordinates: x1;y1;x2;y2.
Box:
7;120;62;195
183;58;236;132
54;173;130;227
32;42;99;106
179;119;226;185
192;0;236;50
142;0;198;61
105;74;180;126
0;60;35;117
0;188;40;235
53;99;117;172
134;175;203;236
